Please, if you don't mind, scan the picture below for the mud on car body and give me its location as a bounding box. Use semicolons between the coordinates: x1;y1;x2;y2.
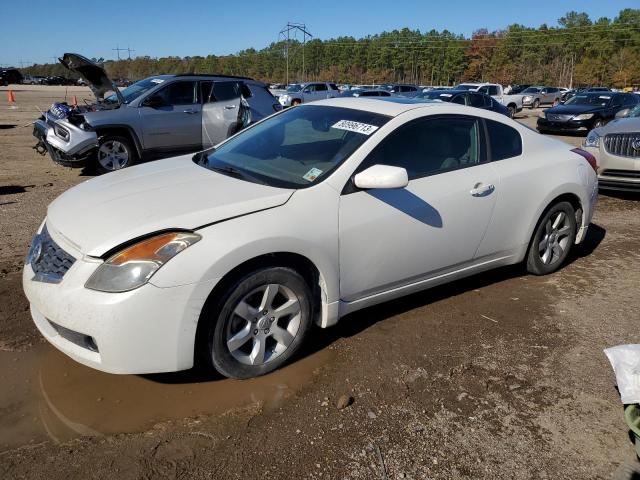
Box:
33;53;281;173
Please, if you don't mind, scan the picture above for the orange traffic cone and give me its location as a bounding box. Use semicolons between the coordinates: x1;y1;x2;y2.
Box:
71;95;78;106
7;90;16;109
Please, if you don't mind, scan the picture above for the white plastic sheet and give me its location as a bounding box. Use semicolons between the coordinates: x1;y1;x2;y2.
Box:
604;344;640;404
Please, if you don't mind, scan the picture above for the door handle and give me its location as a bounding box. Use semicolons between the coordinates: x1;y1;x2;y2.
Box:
470;183;495;197
224;105;237;110
183;109;197;114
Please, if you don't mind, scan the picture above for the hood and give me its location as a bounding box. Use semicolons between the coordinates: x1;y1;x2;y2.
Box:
594;116;640;135
544;104;603;115
46;155;294;257
59;53;124;104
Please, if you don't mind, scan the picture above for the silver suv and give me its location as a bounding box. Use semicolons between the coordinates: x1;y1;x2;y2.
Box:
33;53;280;173
278;82;340;107
521;86;562;109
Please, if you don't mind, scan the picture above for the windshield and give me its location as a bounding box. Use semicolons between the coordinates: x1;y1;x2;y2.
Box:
455;84;478;91
565;94;611;107
104;77;166;104
286;84;302;93
416;91;453;100
522;87;541;94
196;105;389;188
628;105;640;118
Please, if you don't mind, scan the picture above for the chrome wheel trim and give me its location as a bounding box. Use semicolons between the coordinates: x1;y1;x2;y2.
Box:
225;283;302;366
538;211;571;265
98;140;129;171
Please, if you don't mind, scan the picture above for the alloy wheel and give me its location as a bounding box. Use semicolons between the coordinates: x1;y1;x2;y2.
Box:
98;140;129;171
538;211;572;265
225;283;302;366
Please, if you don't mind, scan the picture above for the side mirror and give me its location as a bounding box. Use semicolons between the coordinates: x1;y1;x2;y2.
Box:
354;165;409;190
144;95;165;108
615;108;630;118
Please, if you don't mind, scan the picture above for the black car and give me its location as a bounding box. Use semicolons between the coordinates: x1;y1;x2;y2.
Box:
508;84;531;94
417;89;512;117
537;92;639;134
0;68;23;86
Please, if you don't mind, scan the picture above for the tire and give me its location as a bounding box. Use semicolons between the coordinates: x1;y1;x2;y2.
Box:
507;105;516;118
203;267;313;379
592;118;604;129
526;201;577;275
533;99;540;109
96;135;137;174
553;98;560;106
292;99;302;106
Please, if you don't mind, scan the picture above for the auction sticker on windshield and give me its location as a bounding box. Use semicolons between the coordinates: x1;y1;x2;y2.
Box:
303;167;323;182
332;120;379;135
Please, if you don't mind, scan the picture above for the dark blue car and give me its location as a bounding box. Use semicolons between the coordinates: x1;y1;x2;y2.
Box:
416;89;512;117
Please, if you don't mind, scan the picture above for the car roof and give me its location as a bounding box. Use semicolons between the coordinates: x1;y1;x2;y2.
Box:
310;97;459;116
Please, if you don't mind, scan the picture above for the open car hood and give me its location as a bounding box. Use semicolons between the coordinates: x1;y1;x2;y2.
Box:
59;53;124;104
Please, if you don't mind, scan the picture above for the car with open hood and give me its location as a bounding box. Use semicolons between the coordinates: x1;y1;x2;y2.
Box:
537;92;639;135
582;104;640;191
33;53;281;173
23;97;597;379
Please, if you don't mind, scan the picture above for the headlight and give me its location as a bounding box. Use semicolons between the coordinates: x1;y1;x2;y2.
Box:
538;111;546;119
573;113;594;120
85;232;201;293
584;130;601;148
523;96;531;101
53;124;70;141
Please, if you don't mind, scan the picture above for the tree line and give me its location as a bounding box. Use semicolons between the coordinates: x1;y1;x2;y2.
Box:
22;9;640;88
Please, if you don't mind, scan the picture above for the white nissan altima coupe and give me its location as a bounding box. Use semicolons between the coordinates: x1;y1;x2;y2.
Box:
23;98;598;379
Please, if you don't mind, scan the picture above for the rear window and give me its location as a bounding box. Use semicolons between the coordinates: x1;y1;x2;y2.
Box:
486;119;522;161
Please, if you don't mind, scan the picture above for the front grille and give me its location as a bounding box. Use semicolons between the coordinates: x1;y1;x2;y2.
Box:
547;114;573;122
28;226;76;283
600;169;640;179
604;133;640;158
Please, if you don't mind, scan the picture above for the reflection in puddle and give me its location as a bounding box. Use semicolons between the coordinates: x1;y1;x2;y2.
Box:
0;343;331;450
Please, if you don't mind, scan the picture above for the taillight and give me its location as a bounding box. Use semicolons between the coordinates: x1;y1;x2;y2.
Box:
571;148;597;172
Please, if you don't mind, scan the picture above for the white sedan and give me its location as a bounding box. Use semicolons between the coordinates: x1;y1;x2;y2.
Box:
23;98;598;379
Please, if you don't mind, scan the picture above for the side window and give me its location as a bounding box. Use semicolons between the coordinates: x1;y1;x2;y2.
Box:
329;83;339;91
486;119;522;161
623;94;639;106
316;83;328;92
304;84;315;93
201;81;214;103
488;86;499;96
212;81;241;102
359;116;482;179
451;94;466;105
468;93;485;108
478;86;489;94
157;81;197;106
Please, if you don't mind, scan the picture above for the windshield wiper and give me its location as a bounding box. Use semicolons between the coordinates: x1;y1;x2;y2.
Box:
208;164;268;186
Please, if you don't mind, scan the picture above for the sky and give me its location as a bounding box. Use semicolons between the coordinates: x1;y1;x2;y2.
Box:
0;0;636;67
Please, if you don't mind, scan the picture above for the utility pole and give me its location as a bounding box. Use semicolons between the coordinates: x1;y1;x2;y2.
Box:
126;46;135;60
279;22;312;84
113;45;127;60
18;59;32;68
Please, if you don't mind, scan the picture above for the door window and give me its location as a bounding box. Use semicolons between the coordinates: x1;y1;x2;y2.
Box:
487;85;499;96
201;81;214;103
315;83;328;91
359;116;483;179
156;81;197;105
213;81;241;102
486;119;522;161
451;94;466;105
468;93;487;108
623;94;639;106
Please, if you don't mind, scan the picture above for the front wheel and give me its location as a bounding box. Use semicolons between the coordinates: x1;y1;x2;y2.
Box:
204;267;313;379
592;119;604;129
526;201;577;275
96;135;137;174
533;99;540;109
508;105;516;118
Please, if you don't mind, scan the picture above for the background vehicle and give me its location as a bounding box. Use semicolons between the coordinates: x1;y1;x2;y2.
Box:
0;68;23;86
379;84;420;97
23;98;597;379
278;82;340;107
417;89;512;116
537;92;639;134
33;53;280;173
521;86;562;108
454;83;523;116
339;88;391;98
583;104;640;191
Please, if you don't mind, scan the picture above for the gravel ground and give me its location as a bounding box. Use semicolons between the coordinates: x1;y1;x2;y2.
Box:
1;87;639;479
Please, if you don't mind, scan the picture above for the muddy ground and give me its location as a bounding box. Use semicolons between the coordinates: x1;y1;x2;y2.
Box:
1;86;639;479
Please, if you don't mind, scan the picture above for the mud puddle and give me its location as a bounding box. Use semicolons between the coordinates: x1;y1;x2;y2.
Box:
0;343;332;452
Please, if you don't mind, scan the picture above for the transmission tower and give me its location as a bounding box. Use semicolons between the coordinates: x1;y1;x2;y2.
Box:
279;22;312;85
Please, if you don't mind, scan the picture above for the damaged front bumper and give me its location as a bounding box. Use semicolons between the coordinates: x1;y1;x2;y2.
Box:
33;118;98;167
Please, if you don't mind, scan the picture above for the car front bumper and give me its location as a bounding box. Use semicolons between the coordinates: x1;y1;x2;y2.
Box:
537;117;593;134
22;237;217;374
33;118;98;167
584;145;640;191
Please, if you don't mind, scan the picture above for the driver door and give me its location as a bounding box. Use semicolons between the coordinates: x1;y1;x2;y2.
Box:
339;115;499;301
139;81;202;151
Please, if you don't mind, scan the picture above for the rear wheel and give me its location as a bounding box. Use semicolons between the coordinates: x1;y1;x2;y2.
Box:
508;105;517;118
526;201;577;275
96;135;137;174
203;267;313;379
